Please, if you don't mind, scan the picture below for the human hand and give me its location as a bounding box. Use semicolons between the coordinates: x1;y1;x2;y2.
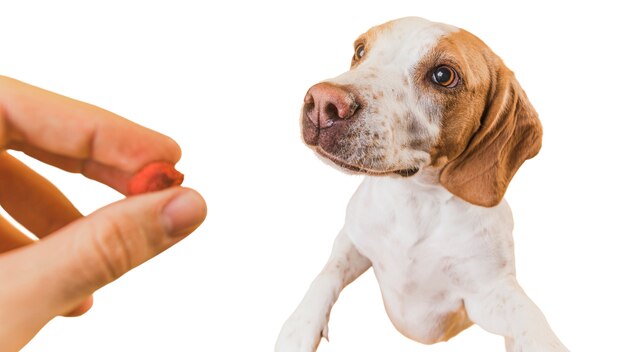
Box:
0;76;207;351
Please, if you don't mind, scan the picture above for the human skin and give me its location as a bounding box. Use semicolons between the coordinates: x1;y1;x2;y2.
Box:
0;76;207;351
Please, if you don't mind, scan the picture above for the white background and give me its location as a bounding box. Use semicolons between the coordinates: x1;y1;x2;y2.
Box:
2;1;625;351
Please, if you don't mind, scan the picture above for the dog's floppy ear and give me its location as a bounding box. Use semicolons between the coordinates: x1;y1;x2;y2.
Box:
440;69;542;207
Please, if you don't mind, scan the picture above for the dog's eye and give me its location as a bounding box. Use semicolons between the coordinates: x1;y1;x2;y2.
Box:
354;44;366;60
432;66;459;88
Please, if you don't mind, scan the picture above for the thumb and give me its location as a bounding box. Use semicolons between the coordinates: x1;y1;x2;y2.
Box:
0;187;206;350
46;187;206;312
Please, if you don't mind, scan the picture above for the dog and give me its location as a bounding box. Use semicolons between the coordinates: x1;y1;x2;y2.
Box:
275;17;568;351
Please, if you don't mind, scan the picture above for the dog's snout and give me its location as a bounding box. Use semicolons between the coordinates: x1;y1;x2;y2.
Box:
304;83;359;129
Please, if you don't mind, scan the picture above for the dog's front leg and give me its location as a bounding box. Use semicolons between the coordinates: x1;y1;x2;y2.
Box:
465;276;568;352
275;230;371;352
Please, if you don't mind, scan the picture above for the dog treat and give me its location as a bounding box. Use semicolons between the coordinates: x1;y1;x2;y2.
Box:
127;161;184;195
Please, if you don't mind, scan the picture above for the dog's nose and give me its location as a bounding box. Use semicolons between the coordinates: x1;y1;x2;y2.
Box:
304;83;359;129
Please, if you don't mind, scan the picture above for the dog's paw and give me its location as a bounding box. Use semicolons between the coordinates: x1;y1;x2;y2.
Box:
275;314;328;352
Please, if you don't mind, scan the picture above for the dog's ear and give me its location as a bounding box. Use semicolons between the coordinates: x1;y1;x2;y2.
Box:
440;70;542;207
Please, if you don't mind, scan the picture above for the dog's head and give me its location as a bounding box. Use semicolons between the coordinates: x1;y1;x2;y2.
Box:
301;17;541;207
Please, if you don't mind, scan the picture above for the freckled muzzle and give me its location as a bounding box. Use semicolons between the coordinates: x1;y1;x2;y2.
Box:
301;82;419;177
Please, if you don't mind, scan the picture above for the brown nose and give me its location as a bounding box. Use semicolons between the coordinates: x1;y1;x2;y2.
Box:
304;83;359;129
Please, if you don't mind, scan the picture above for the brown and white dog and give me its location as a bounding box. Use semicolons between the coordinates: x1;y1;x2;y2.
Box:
276;17;568;351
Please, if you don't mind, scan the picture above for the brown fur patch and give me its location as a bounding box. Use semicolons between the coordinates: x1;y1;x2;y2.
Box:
414;30;492;168
434;302;473;342
414;30;541;206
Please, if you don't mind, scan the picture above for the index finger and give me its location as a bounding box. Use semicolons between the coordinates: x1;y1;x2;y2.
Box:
0;76;181;192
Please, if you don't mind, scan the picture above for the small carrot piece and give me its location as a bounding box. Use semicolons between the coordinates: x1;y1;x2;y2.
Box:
127;161;184;195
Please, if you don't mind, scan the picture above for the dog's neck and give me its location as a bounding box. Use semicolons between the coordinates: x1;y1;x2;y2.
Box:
410;167;443;187
398;167;447;193
361;167;455;204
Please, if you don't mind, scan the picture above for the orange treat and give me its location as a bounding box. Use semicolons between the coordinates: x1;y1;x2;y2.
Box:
127;161;184;195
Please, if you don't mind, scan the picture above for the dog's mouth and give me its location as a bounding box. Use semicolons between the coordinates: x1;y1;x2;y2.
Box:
315;147;419;177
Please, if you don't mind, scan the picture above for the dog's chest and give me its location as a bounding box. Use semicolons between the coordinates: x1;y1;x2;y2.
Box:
345;177;473;271
343;177;514;342
345;177;513;273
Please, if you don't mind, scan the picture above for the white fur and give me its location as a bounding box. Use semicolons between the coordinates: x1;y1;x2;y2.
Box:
276;17;567;352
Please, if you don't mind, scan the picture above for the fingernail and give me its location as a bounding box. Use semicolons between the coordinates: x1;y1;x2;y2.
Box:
162;189;207;237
